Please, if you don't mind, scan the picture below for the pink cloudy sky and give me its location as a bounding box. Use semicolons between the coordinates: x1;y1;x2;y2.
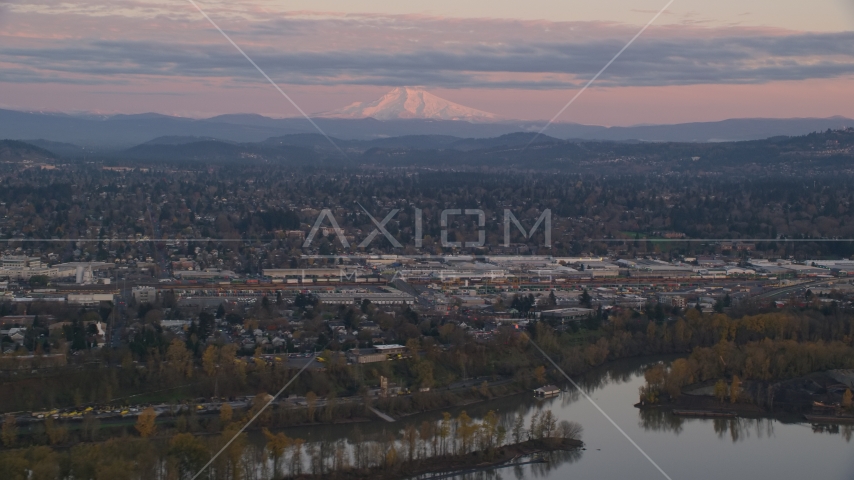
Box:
2;0;854;125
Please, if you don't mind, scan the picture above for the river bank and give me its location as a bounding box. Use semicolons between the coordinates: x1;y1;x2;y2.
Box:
4;356;853;480
636;369;854;424
281;438;583;480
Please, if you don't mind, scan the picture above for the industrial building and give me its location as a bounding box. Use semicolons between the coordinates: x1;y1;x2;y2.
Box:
535;307;595;322
316;289;415;306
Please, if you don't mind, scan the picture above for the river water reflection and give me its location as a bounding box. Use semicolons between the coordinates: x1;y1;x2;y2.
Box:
271;357;854;480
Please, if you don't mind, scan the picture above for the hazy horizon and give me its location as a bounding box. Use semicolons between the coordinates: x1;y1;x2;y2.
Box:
4;91;854;130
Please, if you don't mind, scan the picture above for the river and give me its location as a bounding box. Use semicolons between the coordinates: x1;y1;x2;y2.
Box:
265;357;854;480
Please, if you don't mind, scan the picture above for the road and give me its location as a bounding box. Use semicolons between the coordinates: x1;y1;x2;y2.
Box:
8;371;516;426
753;278;838;300
110;278;130;348
146;202;170;279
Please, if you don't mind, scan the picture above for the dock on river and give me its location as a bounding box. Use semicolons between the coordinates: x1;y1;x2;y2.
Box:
673;409;737;418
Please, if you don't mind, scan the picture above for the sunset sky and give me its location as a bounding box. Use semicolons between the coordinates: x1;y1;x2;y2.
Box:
2;0;854;125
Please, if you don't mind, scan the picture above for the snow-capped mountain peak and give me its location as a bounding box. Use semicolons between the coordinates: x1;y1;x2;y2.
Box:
322;87;499;122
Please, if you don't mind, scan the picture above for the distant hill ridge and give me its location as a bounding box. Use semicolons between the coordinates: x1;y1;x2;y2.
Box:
1;107;852;148
3;128;853;171
0;140;57;162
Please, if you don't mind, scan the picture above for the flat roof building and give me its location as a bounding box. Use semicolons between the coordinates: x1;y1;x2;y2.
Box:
346;349;387;364
132;286;157;304
263;268;361;280
67;293;114;306
536;307;594;322
374;344;407;355
316;291;415;306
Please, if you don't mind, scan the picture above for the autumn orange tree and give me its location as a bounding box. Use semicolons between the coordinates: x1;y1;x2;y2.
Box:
166;339;194;384
533;366;546;384
305;391;318;422
714;379;728;403
1;414;17;447
263;427;292;478
217;423;246;480
438;412;452;456
44;416;68;446
219;402;233;425
135;407;157;438
730;376;741;403
169;433;209;479
478;410;500;452
456;411;476;454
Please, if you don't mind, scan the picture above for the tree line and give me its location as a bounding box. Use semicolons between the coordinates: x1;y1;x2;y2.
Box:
0;406;581;480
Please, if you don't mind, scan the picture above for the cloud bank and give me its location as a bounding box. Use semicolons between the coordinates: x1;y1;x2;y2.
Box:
2;4;854;90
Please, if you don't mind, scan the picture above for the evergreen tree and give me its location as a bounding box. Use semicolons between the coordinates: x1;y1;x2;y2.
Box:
579;289;592;308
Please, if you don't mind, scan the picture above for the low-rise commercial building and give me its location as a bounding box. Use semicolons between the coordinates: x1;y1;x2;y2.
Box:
658;293;687;308
132;286;157;304
374;344;407;355
67;293;114;306
619;259;694;279
1;256;40;269
346;349;387;364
